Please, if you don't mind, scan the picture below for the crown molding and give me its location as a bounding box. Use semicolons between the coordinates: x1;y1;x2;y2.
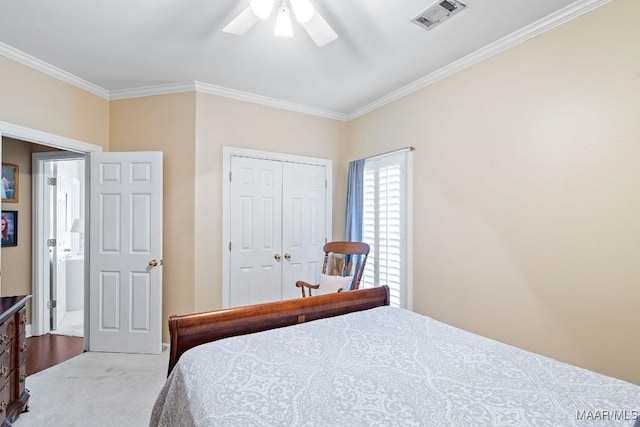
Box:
109;80;349;120
346;0;613;121
193;81;349;121
0;42;109;99
109;82;197;100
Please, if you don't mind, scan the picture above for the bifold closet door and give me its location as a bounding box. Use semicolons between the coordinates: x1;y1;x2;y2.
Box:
229;156;327;306
229;157;283;307
281;162;327;300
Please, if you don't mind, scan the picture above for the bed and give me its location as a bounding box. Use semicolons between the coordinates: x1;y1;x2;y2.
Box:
151;286;640;426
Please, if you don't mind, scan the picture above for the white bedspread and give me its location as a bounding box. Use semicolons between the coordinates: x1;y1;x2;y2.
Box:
150;306;640;426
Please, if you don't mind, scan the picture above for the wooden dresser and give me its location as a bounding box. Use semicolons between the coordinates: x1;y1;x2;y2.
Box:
0;295;31;426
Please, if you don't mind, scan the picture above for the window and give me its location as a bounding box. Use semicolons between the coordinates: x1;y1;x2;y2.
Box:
361;150;412;308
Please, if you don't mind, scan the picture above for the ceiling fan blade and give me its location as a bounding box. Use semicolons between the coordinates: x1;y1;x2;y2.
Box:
302;10;337;47
223;6;259;35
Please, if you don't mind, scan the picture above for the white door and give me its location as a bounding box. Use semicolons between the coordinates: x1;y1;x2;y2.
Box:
54;187;67;330
41;160;71;331
89;151;163;354
229;157;283;306
54;164;72;328
43;161;58;332
229;156;327;306
281;162;326;300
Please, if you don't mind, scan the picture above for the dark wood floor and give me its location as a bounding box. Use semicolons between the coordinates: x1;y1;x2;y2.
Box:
26;334;84;376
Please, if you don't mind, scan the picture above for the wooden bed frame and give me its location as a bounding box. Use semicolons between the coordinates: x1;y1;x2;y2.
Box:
167;285;390;375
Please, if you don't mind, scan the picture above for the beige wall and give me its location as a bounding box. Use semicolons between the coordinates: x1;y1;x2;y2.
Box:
348;0;640;384
0;59;348;342
193;93;349;312
1;138;33;318
1;138;60;321
111;93;348;339
1;0;637;386
0;56;109;149
110;93;197;340
1;54;107;329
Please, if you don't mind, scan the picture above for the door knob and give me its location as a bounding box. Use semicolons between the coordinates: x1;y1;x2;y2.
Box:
274;253;281;261
149;259;158;267
284;253;291;261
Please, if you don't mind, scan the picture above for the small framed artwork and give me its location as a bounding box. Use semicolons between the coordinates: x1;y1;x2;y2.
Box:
1;211;17;247
1;163;18;203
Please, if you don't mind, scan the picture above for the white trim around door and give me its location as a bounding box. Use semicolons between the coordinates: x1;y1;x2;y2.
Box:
0;120;102;348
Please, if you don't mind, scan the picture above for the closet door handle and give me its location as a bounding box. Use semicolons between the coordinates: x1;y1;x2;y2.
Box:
274;253;281;261
284;253;291;261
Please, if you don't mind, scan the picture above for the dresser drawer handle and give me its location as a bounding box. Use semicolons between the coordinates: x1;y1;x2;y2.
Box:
20;316;27;326
19;373;26;383
20;342;27;352
0;400;6;413
0;334;7;345
0;365;7;377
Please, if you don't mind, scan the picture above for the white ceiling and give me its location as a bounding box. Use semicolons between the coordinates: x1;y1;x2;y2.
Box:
0;0;598;119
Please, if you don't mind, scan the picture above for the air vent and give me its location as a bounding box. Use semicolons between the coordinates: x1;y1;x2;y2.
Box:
412;0;467;31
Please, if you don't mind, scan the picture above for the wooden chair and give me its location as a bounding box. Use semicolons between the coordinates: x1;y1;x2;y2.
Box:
295;241;370;297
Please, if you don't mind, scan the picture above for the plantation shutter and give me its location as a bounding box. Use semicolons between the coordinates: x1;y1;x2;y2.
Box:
362;152;407;308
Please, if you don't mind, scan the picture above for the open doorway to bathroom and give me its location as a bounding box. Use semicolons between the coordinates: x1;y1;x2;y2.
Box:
48;158;85;336
33;152;86;339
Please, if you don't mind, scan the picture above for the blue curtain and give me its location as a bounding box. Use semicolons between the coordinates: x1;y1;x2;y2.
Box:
343;159;365;242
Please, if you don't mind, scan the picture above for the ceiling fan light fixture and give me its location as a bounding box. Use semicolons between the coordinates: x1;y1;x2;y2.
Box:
291;0;315;24
274;5;293;37
225;0;337;47
250;0;276;20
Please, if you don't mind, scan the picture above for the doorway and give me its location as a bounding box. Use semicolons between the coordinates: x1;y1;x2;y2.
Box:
33;152;86;338
2;121;163;356
46;156;84;336
0;121;102;352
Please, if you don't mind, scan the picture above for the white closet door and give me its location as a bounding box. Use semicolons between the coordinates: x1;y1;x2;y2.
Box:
281;162;327;300
229;156;283;306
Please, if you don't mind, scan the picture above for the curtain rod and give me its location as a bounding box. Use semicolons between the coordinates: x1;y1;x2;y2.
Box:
365;146;415;161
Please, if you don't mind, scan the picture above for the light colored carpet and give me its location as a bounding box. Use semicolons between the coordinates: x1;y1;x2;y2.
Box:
50;309;84;337
16;349;169;426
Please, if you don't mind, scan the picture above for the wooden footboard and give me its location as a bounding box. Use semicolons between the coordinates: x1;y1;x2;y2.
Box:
167;285;390;375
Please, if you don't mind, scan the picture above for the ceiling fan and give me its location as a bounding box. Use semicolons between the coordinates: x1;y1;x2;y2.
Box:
223;0;338;47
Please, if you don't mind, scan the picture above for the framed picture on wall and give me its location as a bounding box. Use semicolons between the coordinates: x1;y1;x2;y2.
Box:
1;163;18;203
1;210;17;247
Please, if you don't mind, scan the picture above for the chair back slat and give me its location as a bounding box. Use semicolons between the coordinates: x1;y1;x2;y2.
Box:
351;260;361;288
346;258;353;277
